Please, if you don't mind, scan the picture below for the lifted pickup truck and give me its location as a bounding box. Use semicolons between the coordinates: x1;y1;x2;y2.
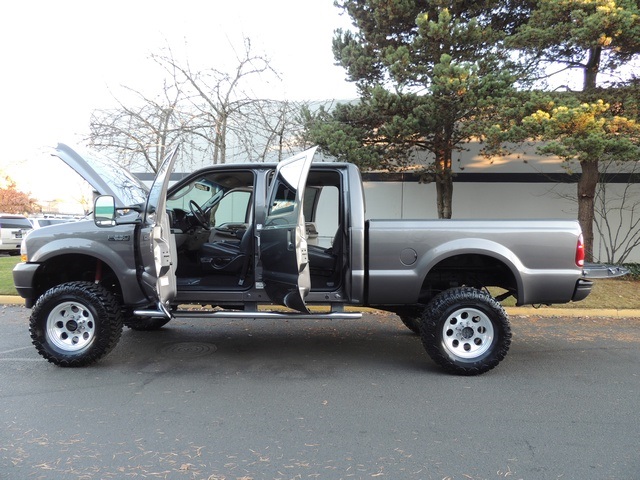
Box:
13;144;610;375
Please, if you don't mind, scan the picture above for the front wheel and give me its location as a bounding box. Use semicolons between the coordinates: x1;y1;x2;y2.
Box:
29;282;123;367
421;287;511;375
123;314;171;331
399;315;421;335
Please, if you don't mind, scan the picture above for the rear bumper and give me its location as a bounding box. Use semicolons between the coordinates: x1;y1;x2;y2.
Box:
572;278;593;302
571;263;629;303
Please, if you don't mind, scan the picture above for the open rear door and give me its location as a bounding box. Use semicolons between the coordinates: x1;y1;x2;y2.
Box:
260;147;317;312
137;145;181;316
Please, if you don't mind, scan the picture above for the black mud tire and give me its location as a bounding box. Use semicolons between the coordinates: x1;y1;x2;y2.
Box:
399;315;421;335
29;282;123;367
123;314;171;331
421;287;511;376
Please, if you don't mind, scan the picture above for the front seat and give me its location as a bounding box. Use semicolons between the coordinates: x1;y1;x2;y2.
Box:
307;228;342;276
199;224;254;283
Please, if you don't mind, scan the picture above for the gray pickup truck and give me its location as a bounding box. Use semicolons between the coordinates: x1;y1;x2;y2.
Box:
13;144;611;375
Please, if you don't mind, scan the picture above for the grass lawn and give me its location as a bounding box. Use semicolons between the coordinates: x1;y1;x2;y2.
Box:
0;255;21;295
555;278;640;310
492;277;640;310
0;255;638;308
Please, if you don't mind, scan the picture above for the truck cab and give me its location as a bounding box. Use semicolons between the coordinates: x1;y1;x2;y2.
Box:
162;155;366;311
14;145;365;318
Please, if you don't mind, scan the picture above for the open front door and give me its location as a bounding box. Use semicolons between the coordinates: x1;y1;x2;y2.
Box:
138;145;181;316
260;147;317;312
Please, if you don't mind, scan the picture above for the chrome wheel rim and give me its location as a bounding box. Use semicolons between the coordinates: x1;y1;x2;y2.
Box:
46;301;96;352
442;307;494;360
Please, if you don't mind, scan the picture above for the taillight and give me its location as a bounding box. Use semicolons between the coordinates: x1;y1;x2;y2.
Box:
576;234;585;267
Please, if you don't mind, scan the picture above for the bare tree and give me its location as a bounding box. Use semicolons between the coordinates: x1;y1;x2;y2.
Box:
594;160;640;264
152;38;281;164
89;72;198;173
232;99;311;162
90;37;313;171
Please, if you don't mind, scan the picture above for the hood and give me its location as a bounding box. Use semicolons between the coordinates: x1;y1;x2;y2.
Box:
53;143;149;208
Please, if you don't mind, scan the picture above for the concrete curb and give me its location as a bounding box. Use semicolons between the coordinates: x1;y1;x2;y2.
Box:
505;307;640;318
0;295;24;305
2;295;639;317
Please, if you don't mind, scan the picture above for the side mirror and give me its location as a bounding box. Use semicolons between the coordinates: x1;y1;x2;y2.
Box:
94;195;116;227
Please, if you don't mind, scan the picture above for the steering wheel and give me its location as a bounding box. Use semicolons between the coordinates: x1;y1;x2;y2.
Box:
189;200;210;230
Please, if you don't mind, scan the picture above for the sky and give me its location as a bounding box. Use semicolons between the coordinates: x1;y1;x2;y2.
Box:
0;0;358;213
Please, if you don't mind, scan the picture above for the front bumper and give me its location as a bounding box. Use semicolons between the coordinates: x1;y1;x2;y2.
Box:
12;262;40;308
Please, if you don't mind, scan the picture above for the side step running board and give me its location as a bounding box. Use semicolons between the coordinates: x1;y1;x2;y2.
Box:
134;301;172;319
173;310;363;320
133;303;362;320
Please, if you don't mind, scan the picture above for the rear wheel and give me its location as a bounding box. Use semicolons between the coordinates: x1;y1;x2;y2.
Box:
421;287;511;375
29;282;123;367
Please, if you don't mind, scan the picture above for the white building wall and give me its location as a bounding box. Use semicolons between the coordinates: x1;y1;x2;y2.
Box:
363;181;578;220
358;142;640;263
362;180;640;263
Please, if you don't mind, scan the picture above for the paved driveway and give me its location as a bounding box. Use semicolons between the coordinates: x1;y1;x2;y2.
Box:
1;305;639;479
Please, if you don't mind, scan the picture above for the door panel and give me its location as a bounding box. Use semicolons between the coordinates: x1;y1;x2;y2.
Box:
260;147;317;312
139;145;180;307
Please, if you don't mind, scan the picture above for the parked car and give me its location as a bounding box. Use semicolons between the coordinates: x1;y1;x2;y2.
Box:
29;217;73;229
0;214;32;256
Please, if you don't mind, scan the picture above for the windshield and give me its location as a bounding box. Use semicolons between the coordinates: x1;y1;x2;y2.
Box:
168;178;225;210
166;170;255;228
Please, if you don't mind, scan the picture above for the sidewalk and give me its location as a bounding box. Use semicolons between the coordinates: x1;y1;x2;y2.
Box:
3;295;639;317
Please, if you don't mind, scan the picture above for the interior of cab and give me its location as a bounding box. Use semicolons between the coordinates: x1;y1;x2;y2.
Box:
165;168;345;292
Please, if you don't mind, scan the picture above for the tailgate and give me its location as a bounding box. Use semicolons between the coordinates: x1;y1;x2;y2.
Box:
582;263;628;279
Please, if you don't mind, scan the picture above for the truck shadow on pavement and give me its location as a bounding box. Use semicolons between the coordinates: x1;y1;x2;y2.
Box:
109;315;439;376
6;310;638;376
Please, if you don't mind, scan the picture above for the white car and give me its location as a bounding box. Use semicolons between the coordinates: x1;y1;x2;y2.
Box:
29;218;72;229
0;214;33;255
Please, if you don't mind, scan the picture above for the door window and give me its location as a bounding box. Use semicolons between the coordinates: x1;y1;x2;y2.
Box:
215;190;252;226
266;182;298;225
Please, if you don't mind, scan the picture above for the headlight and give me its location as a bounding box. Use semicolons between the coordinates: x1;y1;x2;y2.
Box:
20;239;28;262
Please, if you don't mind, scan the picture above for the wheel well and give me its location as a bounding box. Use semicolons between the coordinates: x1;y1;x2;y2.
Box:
419;254;518;303
32;254;123;302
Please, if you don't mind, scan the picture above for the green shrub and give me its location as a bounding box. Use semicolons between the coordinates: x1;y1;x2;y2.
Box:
621;263;640;280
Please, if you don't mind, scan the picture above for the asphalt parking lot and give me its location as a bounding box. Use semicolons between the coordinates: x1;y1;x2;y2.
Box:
1;304;639;480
